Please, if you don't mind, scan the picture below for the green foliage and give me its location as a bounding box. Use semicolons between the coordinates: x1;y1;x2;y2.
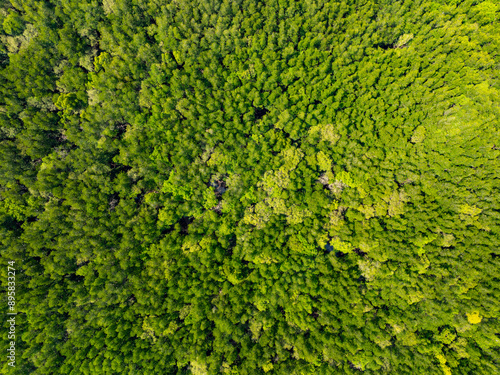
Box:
1;0;499;374
2;11;24;35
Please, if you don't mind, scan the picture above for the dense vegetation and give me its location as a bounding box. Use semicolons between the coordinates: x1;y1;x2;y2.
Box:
1;0;499;373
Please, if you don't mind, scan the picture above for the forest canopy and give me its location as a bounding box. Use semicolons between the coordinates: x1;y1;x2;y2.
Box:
0;0;499;374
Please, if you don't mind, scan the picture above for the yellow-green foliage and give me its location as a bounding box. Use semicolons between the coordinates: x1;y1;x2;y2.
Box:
411;126;426;143
202;188;218;209
459;204;482;216
330;237;353;253
466;311;482;324
394;33;414;48
316;151;332;171
308;123;340;144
